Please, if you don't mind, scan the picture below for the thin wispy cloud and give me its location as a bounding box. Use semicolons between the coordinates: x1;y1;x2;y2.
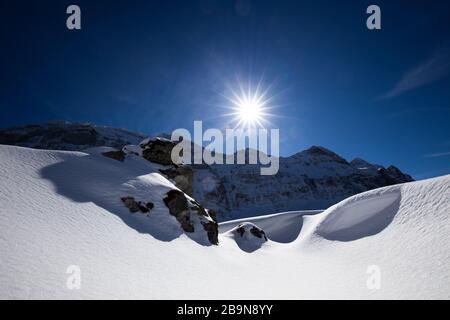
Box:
423;151;450;158
381;48;450;99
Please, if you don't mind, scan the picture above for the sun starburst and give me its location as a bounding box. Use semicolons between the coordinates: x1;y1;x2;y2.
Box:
224;80;273;128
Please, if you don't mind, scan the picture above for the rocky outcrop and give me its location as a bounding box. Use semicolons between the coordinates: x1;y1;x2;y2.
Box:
235;223;268;241
163;190;194;232
121;196;154;214
249;225;268;241
201;218;219;245
227;222;268;252
163;190;218;245
140;138;177;166
121;137;193;195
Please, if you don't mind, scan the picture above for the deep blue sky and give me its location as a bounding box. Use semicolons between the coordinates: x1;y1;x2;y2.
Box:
1;0;449;179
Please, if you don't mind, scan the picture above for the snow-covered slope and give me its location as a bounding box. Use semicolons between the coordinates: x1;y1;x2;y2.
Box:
0;144;448;299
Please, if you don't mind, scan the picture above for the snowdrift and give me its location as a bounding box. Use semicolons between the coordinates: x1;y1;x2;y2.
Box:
223;222;269;252
0;144;448;299
219;210;322;243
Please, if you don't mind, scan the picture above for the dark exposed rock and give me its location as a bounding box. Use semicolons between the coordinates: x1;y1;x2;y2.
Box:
207;209;218;223
163;189;218;245
137;202;150;213
188;199;209;216
236;225;245;237
187;199;219;245
121;196;140;213
201;219;219;246
102;150;126;162
121;196;153;214
230;223;268;252
140;138;177;166
250;226;268;241
235;223;267;242
163;190;194;232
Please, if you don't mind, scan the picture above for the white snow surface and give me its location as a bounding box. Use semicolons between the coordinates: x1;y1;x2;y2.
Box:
0;145;449;299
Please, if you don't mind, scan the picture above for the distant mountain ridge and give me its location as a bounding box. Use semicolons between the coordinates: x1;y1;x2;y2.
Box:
0;121;413;220
0;121;147;151
192;145;413;219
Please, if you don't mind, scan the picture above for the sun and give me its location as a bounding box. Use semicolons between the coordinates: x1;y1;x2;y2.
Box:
225;82;272;128
236;96;264;125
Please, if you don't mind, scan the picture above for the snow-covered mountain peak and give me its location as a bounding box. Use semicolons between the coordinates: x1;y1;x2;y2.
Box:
350;157;376;168
295;145;348;164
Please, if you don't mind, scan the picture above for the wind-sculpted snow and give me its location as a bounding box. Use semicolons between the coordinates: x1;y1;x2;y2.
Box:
0;145;448;299
304;176;449;245
219;210;322;243
315;191;401;241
